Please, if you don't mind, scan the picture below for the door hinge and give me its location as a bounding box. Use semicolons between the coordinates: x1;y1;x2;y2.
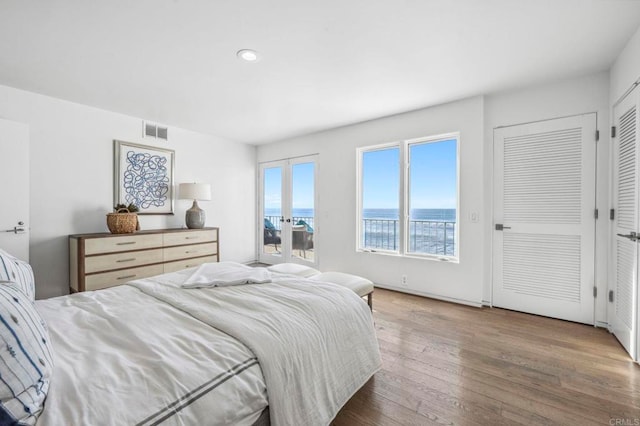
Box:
611;126;617;138
610;209;615;220
593;286;597;298
594;209;598;219
609;290;614;302
595;130;600;142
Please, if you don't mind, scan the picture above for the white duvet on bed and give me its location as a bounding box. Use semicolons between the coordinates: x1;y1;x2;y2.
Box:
35;285;268;426
130;262;382;426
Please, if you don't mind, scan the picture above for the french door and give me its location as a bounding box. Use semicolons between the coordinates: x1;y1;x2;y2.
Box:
610;87;640;362
493;114;596;324
259;155;318;266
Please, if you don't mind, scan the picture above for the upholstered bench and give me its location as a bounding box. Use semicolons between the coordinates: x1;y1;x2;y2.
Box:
266;264;374;309
309;272;374;309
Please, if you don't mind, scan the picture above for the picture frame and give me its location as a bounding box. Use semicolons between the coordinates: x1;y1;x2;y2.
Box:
113;140;175;215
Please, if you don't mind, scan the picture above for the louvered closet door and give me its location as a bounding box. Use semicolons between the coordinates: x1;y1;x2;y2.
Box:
610;90;639;361
493;114;596;324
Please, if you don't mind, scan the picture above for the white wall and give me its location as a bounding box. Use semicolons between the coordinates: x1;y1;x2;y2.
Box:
610;25;640;104
0;84;256;299
258;96;485;306
484;72;611;325
258;73;612;317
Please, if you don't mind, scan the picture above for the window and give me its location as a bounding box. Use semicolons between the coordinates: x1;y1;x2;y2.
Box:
358;134;459;259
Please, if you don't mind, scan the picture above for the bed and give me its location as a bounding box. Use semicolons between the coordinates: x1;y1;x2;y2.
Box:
0;253;381;426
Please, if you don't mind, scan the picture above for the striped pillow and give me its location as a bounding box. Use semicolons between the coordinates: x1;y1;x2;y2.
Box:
0;250;35;300
0;284;53;425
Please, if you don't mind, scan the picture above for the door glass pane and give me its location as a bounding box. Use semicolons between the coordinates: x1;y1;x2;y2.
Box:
291;162;315;261
263;167;282;256
408;138;457;256
361;147;400;251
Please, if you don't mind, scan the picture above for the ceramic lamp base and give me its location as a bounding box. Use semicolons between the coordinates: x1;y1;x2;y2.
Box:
185;200;206;229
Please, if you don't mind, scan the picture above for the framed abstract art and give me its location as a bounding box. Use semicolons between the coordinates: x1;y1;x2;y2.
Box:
113;140;175;215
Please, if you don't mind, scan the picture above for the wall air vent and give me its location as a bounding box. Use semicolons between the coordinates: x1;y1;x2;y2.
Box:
157;126;168;140
143;121;169;141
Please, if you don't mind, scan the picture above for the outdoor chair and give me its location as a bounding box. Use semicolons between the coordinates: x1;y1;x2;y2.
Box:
264;218;281;251
292;224;314;258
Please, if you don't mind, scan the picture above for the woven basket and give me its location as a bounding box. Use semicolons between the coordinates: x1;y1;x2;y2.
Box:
106;208;138;234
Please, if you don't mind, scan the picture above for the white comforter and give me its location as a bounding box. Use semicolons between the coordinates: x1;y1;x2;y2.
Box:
130;262;382;426
36;285;268;426
35;262;380;426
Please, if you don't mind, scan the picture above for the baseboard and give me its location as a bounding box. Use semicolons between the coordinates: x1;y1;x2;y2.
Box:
595;320;609;329
373;283;482;308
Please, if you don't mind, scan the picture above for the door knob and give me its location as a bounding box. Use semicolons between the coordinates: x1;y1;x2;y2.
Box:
4;226;26;234
617;232;638;241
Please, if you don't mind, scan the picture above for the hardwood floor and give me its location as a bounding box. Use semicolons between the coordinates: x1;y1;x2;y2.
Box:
333;288;640;425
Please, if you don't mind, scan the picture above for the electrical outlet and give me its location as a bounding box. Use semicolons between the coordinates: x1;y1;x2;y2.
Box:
401;275;408;286
469;211;479;223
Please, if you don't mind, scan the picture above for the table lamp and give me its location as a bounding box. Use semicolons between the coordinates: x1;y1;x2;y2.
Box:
179;183;211;229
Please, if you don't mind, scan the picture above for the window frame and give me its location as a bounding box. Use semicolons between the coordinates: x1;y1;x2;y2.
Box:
356;132;460;261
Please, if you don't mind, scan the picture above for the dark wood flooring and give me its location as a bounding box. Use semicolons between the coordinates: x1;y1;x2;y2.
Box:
333;288;640;425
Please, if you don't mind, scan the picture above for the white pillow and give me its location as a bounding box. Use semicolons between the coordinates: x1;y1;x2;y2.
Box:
0;284;53;424
267;263;320;278
0;249;35;300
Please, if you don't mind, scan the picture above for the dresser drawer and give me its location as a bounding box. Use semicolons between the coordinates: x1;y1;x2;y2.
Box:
84;264;164;291
163;255;218;273
70;228;219;293
163;243;218;262
84;234;163;255
163;229;217;247
84;248;164;274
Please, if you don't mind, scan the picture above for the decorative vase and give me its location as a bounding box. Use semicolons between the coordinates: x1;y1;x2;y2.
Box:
185;200;205;229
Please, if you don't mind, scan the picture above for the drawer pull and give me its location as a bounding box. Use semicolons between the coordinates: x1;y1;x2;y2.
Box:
116;258;136;263
117;274;136;280
185;236;200;240
185;250;198;254
116;241;136;246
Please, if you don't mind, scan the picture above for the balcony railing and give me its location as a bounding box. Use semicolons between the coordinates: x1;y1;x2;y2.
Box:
264;215;456;257
362;218;456;256
264;216;314;230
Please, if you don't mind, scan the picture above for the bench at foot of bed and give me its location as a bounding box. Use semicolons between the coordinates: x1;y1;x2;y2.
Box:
266;264;374;309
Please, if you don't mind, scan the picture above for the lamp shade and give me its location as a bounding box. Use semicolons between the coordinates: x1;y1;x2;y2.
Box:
179;183;211;201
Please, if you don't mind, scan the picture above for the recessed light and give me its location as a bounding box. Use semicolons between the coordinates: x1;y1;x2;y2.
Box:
237;49;260;62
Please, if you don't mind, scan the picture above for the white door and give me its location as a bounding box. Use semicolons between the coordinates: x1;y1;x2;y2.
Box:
0;119;29;261
259;155;318;266
610;88;639;361
493;114;596;324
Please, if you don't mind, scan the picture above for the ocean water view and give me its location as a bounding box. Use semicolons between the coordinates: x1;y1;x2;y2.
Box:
264;208;457;256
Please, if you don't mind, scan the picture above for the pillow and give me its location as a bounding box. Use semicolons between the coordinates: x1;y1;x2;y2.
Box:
295;220;313;232
0;250;35;300
264;218;276;230
267;263;320;278
0;284;53;425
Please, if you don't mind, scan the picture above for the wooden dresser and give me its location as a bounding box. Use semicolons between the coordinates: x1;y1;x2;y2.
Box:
69;227;219;292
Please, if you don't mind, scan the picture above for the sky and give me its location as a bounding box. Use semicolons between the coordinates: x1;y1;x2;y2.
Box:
263;139;456;213
363;138;457;211
264;162;314;211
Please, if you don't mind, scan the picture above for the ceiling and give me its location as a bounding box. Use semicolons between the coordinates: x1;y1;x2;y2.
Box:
1;1;639;145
